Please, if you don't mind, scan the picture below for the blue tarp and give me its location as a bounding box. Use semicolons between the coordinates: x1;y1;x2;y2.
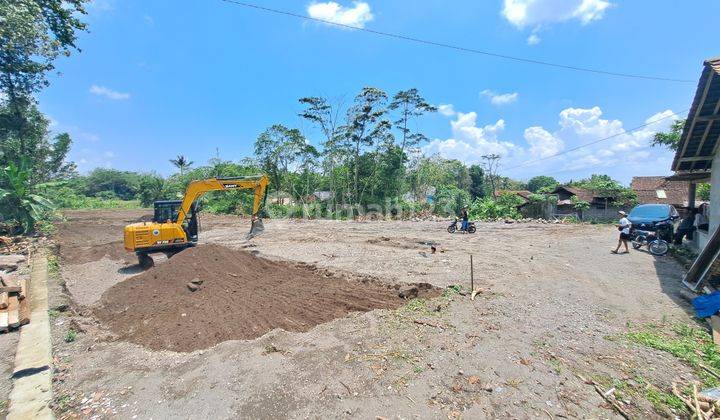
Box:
693;291;720;318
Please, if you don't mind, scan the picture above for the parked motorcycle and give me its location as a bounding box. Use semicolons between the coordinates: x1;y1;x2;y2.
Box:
630;228;669;256
448;218;477;234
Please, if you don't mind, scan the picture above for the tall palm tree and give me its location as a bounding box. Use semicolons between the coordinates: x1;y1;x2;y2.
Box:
169;155;193;176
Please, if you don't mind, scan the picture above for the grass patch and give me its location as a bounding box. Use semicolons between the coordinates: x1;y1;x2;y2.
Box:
623;322;720;415
626;323;720;387
56;394;71;410
442;285;462;298
64;328;77;343
645;385;686;413
47;254;60;277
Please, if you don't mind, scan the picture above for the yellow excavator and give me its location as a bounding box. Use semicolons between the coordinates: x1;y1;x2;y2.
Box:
123;175;269;268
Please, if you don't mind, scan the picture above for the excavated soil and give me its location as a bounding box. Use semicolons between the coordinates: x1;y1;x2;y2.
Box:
94;244;435;352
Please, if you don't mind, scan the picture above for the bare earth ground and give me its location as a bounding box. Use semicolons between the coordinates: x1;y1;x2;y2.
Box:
48;209;701;418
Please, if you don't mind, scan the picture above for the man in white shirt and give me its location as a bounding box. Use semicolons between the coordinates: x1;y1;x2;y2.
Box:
612;210;632;254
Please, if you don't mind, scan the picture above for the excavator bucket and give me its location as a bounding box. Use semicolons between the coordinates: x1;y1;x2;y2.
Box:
247;217;265;239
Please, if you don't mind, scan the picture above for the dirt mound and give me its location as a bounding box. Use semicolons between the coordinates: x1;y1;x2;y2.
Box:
94;244;431;352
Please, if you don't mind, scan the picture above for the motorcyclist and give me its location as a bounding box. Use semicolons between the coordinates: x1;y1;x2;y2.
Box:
460;206;469;233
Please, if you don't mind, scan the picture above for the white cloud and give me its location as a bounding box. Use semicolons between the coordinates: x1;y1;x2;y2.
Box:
142;14;154;25
438;104;456;117
87;0;114;14
526;33;541;45
502;0;612;28
524;126;564;158
89;85;130;100
481;89;519;106
424;103;678;184
423;111;519;163
517;106;676;176
307;1;373;28
71;148;115;172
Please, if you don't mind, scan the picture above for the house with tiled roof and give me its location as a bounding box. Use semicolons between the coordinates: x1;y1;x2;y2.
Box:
550;185;627;220
630;176;692;208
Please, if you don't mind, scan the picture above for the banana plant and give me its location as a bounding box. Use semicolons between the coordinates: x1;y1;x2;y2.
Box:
0;160;55;234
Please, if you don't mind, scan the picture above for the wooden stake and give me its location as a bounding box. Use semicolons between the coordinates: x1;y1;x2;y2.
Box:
18;297;29;326
18;278;27;300
470;254;474;292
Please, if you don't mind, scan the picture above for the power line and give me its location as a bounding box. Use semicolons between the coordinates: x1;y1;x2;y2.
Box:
503;108;689;173
218;0;694;84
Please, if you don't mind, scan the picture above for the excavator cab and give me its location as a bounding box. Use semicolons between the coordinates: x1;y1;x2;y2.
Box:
153;200;199;243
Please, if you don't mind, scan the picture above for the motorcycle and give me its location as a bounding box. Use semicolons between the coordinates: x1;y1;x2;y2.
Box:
630;228;669;256
448;218;477;234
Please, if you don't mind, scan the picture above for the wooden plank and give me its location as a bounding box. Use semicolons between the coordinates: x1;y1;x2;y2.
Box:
679;71;714;160
7;295;19;328
683;222;720;292
18;297;29;326
0;292;8;310
712;315;720;346
18;278;27;300
0;286;21;294
0;307;8;332
696;114;720;122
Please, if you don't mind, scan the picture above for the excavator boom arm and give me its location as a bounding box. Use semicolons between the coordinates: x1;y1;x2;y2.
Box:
176;175;269;225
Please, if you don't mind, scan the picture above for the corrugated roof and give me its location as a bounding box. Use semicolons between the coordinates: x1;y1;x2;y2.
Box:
672;57;720;172
630;176;689;206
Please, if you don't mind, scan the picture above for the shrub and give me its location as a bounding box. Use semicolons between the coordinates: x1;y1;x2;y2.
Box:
469;193;524;220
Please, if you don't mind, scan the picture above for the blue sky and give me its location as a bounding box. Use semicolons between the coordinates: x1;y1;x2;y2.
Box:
39;0;719;184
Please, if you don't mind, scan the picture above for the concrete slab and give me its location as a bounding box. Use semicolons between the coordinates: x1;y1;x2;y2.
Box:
7;251;53;420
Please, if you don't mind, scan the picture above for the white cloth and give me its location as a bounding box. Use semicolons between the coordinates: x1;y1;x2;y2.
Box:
695;213;708;227
619;217;631;235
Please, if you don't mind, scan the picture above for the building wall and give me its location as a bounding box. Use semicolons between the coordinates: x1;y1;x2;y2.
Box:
710;151;720;236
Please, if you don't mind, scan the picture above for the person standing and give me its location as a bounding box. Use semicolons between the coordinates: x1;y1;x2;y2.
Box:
612;210;632;254
460;206;469;233
674;210;697;245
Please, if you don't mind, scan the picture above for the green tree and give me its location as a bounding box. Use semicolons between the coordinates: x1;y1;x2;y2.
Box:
651;119;685;151
468;165;485;199
343;87;388;204
1;0;88;173
296;143;320;201
434;185;470;216
0;102;75;182
570;174;636;207
0;160;54;233
388;88;437;154
1;0;88;100
698;183;711;201
571;196;590;220
169;155;193;176
527;175;558;193
137;174;167;207
481;154;501;196
254;124;305;202
299;96;345;204
83;168;140;200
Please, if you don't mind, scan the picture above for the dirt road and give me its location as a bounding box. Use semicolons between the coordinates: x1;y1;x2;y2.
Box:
49;210;698;418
